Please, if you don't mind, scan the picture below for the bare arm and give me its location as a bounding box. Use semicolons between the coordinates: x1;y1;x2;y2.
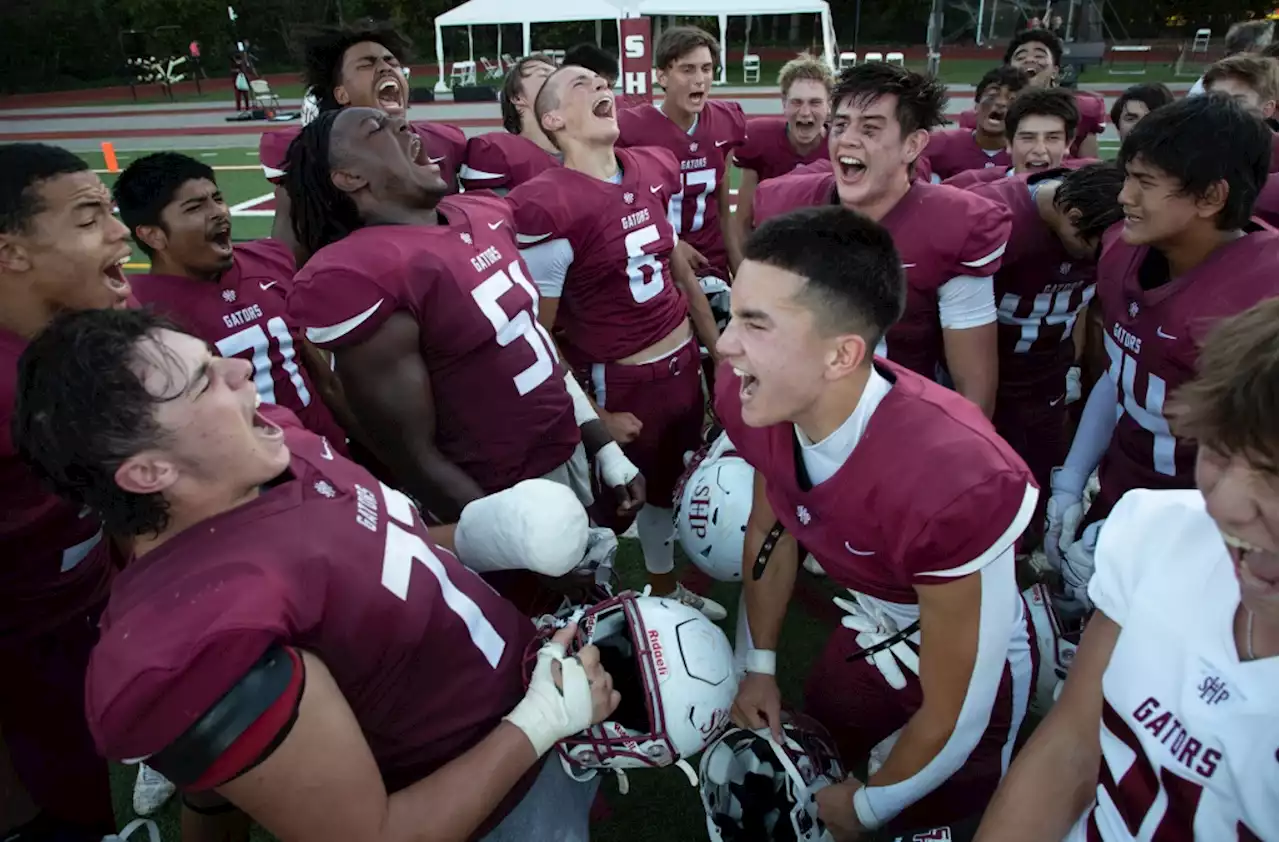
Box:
975;612;1117;841
334;311;485;521
270;186;303;265
296;339;370;445
742;471;797;651
219;651;540;842
1077;134;1100;160
719;156;743;274
731;168;760;257
671;241;722;362
943;324;998;417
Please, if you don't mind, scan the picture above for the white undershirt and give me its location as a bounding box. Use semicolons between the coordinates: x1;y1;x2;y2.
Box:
794;367;893;486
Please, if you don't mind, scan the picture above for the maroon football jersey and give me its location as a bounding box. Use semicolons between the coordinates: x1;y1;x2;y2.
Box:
616;100;748;281
944;166;1011;190
734;117;827;182
131;239;347;453
287;192;579;494
1256;171;1279;228
1094;222;1279;499
0;329;116;642
86;406;536;796
715;360;1035;601
922;129;1012;182
972;174;1096;403
754;173;1012;380
958;91;1104;158
508;146;690;367
259;120;467;191
1270;131;1278;173
459;132;561;192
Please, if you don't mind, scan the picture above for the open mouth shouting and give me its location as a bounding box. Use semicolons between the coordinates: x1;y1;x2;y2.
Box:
103;250;133;304
1223;531;1279;598
592;93;615;121
983;107;1007;133
250;393;286;444
208;221;233;258
376;74;405;114
836;155;868;184
733;366;759;402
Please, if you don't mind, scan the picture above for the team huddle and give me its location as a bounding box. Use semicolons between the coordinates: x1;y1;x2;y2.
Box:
0;19;1276;842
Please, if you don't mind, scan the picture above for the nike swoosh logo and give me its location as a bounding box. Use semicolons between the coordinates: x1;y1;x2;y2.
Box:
1156;326;1177;340
715;140;729;147
428;156;446;164
1049;396;1065;407
319;438;334;460
901;263;917;269
650;185;663;193
845;542;875;556
259;281;277;291
488;220;504;230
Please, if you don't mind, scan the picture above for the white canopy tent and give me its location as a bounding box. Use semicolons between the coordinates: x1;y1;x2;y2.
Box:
433;0;836;93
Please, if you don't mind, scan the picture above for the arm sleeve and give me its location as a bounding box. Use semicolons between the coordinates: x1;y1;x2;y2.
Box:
1087;489;1165;626
937;275;997;329
285;266;394;350
854;547;1021;829
733;119;768;171
459;136;511;192
1059;373;1120;488
955;196;1012;278
520;239;574;298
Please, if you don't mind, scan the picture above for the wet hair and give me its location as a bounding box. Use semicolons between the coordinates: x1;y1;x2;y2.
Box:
563;43;618;81
654;26;719;70
500;54;557;134
0;143;90;235
1050;161;1126;240
1204;54;1279;105
778;53;834;97
13;307;188;537
1003;28;1064;68
112;152;217;258
829;63;949;135
1170;296;1278;474
1118;93;1271;230
1004;87;1079;141
744;206;905;348
1109;82;1174;128
282;110;362;261
302;24;411;112
974;65;1030;103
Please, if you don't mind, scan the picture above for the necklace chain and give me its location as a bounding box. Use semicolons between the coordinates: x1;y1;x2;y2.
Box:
1246;608;1256;661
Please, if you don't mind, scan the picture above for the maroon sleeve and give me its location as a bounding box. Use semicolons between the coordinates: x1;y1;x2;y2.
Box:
903;466;1032;579
614;106;646;148
259;128;300;183
1075;93;1108;137
1254;172;1279;228
956;110;977;130
460;134;512;191
286;247;399;350
508;177;581;252
952;190;1013;279
734;117;780;172
725;101;749;150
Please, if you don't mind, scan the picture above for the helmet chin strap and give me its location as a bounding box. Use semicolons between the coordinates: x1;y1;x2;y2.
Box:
675;758;700;788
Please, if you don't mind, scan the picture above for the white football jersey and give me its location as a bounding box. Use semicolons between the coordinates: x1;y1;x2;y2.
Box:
1066;489;1278;842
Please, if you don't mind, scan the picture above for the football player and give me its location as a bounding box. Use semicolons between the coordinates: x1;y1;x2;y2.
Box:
754;65;1011;417
970;163;1125;541
731;53;833;250
12;306;622;842
113;152;350;454
459;54;562;194
976;299;1278;842
618;26;748;283
721;207;1037;838
957;29;1106;159
509;65;726;620
0;143;131;839
921;66;1025;182
1202;55;1280;171
1108;82;1174;144
1045;94;1278;606
945;87;1081;190
258;25;466;191
282;108;643;530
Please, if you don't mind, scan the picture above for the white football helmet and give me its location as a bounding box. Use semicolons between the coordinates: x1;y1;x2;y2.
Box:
528;591;738;775
300;88;320;125
1023;584;1078;716
701;711;846;842
674;432;754;582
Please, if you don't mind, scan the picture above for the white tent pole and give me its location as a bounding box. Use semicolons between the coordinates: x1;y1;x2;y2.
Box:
596;19;603;45
434;19;449;93
522;20;532;59
467;25;474;63
821;6;835;70
718;14;728;85
744;14;751;59
498;25;503;69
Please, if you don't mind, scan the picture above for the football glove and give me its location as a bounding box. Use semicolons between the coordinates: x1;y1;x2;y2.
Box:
1044;467;1087;572
1059;520;1103;615
834;591;920;691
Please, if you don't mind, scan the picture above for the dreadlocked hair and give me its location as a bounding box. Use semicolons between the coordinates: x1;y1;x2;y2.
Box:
303;24;411;112
282;110;362;262
1052;161;1126;241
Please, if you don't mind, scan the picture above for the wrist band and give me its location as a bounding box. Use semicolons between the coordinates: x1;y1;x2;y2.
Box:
853;784;884;831
745;649;776;676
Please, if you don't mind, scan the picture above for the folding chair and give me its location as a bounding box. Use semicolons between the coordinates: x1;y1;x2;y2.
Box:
864;51;884;63
480;56;503;80
886;51;905;66
249;78;281;111
838;51;857;70
743;54;761;83
1192;28;1211;53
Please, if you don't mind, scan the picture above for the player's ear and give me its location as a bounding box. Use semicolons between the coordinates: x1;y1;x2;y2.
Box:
903;128;930;166
825;332;870;380
333;85;352;107
330;168;366;195
0;234;33;275
115;452;179;498
1263;99;1278;120
1193;179;1230;220
134;224;167;255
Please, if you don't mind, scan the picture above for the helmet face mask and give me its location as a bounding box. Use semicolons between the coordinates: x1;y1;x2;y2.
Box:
525;592;738;774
